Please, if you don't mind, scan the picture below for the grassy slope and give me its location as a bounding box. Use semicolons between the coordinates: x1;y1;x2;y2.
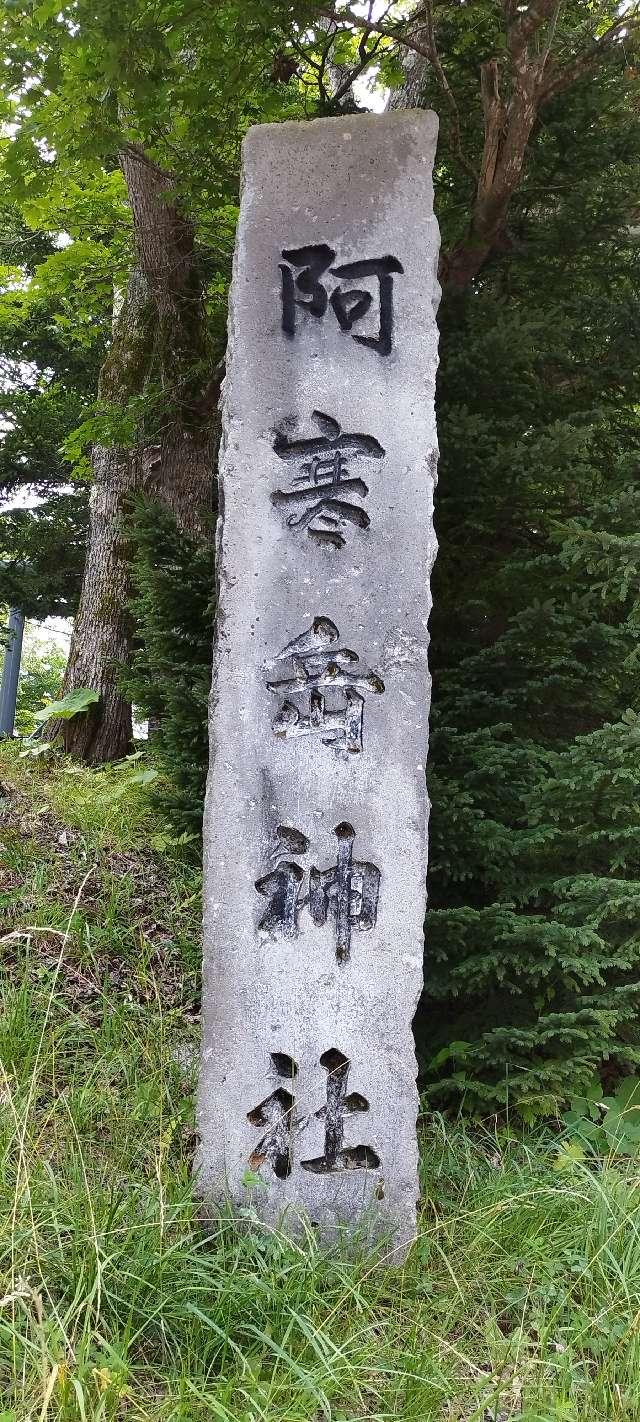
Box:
1;744;640;1422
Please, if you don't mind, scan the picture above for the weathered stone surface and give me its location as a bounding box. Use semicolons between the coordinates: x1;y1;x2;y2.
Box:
197;111;440;1253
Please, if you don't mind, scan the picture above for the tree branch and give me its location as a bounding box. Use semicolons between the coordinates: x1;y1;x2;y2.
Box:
539;0;564;79
506;0;563;63
316;5;433;60
319;0;640;292
541;11;640;103
318;2;474;175
478;59;507;202
331;33;385;105
422;0;475;178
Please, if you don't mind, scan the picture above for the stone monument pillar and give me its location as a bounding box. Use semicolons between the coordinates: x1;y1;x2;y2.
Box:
197;111;440;1252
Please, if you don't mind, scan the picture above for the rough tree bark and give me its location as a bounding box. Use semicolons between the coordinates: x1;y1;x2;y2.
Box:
320;0;639;288
61;147;217;762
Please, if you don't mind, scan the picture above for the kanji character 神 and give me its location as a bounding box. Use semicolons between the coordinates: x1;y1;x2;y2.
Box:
254;821;380;963
309;821;380;963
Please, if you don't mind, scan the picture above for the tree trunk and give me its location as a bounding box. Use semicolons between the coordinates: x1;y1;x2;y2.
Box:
60;146;216;761
61;447;136;761
386;22;430;112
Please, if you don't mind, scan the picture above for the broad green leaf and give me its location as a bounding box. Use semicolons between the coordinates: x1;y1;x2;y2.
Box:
34;687;99;722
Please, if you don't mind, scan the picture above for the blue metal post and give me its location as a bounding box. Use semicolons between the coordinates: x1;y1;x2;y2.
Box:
0;607;25;738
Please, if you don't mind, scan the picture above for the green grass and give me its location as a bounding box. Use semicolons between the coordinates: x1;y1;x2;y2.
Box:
2;743;640;1420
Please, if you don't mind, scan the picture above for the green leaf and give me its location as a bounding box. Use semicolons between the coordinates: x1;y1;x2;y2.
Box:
242;1168;267;1191
33;0;62;25
427;1041;471;1070
613;1077;640;1108
554;1141;586;1169
33;688;99;722
126;767;159;787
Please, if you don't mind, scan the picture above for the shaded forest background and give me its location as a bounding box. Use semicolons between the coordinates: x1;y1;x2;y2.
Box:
1;0;640;1115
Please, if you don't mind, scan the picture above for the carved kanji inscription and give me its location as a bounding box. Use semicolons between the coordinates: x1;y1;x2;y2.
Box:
301;1049;380;1174
248;1049;380;1179
255;820;380;963
272;410;384;549
279;244;403;356
198;111;441;1250
267;616;384;753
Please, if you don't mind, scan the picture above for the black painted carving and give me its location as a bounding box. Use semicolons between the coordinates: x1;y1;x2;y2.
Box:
248;1052;298;1179
256;823;308;939
255;861;305;938
272;410;384;549
309;822;380;963
280;244;403;356
249;1050;379;1179
274;689;366;751
301;1049;380;1174
280;244;334;332
256;820;380;956
274;824;310;858
268;616;384;753
270;1051;298;1079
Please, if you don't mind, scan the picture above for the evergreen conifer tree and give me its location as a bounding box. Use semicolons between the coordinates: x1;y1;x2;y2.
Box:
419;60;640;1112
122;499;213;833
